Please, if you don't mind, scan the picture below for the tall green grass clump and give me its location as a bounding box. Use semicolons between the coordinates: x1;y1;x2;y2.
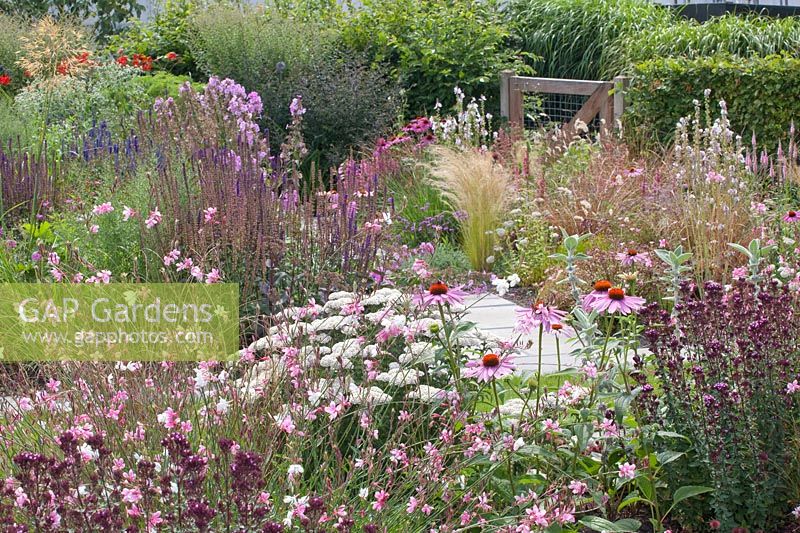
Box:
607;13;800;75
428;147;513;271
505;0;675;80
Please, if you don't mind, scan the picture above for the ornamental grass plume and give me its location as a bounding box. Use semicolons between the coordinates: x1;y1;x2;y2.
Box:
16;16;93;85
427;146;512;271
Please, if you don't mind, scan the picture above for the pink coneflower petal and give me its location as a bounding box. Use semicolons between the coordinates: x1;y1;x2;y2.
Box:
515;302;567;334
588;287;645;315
412;282;467;309
463;353;516;382
784;210;800;223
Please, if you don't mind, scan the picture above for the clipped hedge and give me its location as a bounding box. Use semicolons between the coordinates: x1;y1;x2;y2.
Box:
626;54;800;150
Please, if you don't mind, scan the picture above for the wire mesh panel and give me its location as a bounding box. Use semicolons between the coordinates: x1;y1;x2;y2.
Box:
522;93;602;132
500;73;620;135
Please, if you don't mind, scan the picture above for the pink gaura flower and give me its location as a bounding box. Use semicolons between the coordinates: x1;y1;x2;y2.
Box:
89;224;99;234
618;462;637;479
145;209;162;228
787;380;800;394
588;287;645;315
412;281;467;308
616;248;652;267
372;490;390;512
568;480;588;495
92;202;114;215
122;206;137;221
50;268;64;282
412;259;431;279
463;353;515;382
157;407;179;429
205;268;221;284
203;206;217;223
176;257;193;271
323;401;344;420
147;512;163;532
163;249;180;267
515;301;567;334
526;505;549;527
121;488;142;504
190;266;204;281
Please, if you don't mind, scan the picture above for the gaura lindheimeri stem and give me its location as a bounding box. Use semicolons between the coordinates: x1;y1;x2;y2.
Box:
491;378;515;495
556;336;561;373
535;323;543;417
437;302;461;394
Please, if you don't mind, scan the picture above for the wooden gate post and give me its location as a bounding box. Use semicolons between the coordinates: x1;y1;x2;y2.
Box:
500;70;512;120
613;75;630;125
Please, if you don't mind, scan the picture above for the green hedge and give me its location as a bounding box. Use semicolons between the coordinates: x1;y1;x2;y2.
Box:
626;54;800;151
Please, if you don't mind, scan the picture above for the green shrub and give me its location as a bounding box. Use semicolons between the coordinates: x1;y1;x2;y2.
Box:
429;240;472;274
607;13;800;77
189;5;399;169
14;64;150;154
626;53;800;151
134;71;202;99
0;1;143;43
340;0;524;115
108;0;200;76
505;0;674;80
0;14;26;93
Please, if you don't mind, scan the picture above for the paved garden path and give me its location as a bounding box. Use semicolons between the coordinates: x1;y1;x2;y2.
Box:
464;294;581;374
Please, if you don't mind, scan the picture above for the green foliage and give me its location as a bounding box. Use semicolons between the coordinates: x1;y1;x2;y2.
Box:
627;53;800;151
0;14;26;93
607;13;800;77
0;98;30;145
505;0;674;80
133;71;202;99
107;0;199;76
340;0;525;115
389;166;460;247
505;213;553;285
0;0;143;42
13;64;150;155
428;240;472;274
189;5;399;169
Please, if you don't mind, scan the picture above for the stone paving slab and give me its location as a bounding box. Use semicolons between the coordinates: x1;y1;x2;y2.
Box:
464;294;581;372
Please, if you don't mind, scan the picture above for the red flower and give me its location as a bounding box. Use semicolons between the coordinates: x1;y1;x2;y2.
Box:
56;62;68;75
0;74;10;86
117;55;129;66
76;51;90;64
165;51;178;61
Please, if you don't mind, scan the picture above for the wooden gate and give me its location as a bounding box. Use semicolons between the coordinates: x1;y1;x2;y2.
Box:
500;71;628;136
